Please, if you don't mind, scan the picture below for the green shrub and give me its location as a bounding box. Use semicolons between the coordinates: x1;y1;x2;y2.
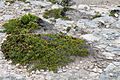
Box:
61;0;72;6
48;0;57;4
2;13;89;72
3;14;39;34
1;34;89;72
5;0;15;4
5;0;26;4
109;10;116;17
48;0;72;7
46;0;73;20
109;10;119;17
66;27;71;32
43;8;69;19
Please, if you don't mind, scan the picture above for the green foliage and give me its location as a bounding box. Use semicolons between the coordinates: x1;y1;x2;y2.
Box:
46;0;73;20
21;14;39;25
109;10;116;17
43;8;69;19
66;27;71;32
18;0;26;2
61;0;72;6
3;14;39;34
48;0;72;7
109;10;119;17
2;13;89;72
1;34;89;72
5;0;26;4
48;0;57;4
5;0;15;4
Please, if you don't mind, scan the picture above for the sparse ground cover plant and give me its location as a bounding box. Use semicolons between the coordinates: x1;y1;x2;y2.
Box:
61;0;72;6
2;14;89;72
48;0;58;4
3;13;39;34
109;10;120;17
45;0;73;20
5;0;15;4
43;8;71;19
48;0;72;6
5;0;26;4
2;34;89;72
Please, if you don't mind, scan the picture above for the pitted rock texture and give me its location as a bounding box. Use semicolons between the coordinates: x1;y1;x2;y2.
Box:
0;0;120;80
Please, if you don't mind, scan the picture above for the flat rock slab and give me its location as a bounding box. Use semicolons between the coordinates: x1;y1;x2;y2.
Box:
100;62;120;80
0;1;5;8
73;0;120;5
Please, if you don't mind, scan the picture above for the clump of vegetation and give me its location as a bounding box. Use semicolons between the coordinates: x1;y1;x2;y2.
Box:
48;0;72;6
3;13;39;34
2;34;89;72
45;0;73;20
109;10;119;17
43;8;70;19
5;0;26;4
2;14;89;72
61;0;72;6
48;0;57;4
92;12;101;19
66;27;71;32
5;0;15;4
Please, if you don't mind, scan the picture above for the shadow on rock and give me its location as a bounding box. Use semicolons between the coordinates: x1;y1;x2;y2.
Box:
34;18;58;34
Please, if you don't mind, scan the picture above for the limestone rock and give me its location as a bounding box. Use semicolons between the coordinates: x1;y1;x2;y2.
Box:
80;34;100;42
51;4;63;9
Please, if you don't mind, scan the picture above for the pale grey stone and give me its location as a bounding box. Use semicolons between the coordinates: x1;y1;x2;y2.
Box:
56;19;74;27
77;19;99;28
102;52;115;59
81;34;101;42
105;46;120;52
3;15;14;21
51;4;63;9
78;4;90;10
0;1;5;8
100;62;120;80
93;16;116;25
30;1;51;7
110;20;120;29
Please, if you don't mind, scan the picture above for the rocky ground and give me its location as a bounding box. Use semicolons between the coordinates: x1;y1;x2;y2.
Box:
73;0;120;5
0;0;120;80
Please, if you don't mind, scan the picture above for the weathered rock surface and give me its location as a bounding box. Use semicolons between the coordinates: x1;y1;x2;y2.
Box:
0;0;120;80
100;62;120;80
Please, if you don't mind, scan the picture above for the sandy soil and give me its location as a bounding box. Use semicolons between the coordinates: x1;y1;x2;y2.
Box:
73;0;120;5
